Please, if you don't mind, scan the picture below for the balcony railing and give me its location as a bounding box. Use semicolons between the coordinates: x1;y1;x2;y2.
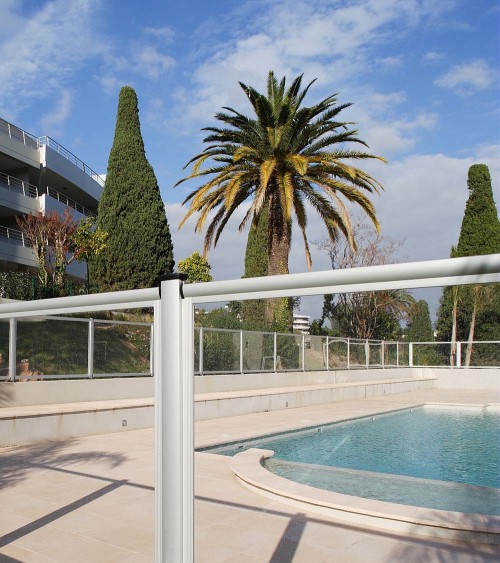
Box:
0;118;104;187
0;118;38;149
45;186;95;218
0;225;29;247
38;137;104;187
0;171;38;198
0;171;95;217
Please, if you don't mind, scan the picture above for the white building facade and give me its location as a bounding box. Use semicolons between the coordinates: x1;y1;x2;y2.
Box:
0;118;103;279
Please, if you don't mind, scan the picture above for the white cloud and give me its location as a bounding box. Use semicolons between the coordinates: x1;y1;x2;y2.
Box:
143;26;175;43
40;90;73;134
177;0;456;125
0;0;105;118
422;51;444;63
435;59;496;95
376;56;403;70
132;45;175;79
94;74;126;96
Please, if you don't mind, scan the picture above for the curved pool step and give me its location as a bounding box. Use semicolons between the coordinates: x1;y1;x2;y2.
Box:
231;448;500;545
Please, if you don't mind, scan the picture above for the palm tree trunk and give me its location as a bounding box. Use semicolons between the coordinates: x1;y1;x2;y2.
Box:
465;289;479;367
265;193;292;330
450;287;458;367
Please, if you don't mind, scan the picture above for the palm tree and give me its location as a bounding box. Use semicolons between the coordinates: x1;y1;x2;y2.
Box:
177;71;385;324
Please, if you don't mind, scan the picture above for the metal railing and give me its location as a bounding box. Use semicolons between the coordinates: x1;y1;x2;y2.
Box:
0;315;152;381
0;225;29;247
0;118;38;149
39;137;104;187
194;327;500;375
45;186;95;217
0;117;104;187
0;171;38;198
0;253;497;562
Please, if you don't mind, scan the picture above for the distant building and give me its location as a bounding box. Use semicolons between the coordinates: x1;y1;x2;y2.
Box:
0;117;103;279
293;314;311;334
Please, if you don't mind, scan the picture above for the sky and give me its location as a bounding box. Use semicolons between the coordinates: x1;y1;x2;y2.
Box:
0;0;498;319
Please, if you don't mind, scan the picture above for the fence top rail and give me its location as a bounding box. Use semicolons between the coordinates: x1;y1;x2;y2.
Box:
183;254;500;303
0;287;159;319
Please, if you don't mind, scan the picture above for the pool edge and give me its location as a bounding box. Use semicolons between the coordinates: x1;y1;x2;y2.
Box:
230;448;500;546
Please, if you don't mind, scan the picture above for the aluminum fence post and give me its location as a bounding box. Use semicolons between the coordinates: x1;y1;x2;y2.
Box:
396;341;399;368
365;340;369;368
273;331;277;372
8;317;17;382
88;318;94;379
409;342;413;367
239;330;244;374
150;324;154;376
155;273;193;563
456;341;462;368
347;338;350;370
381;341;385;368
199;327;204;376
326;336;329;371
300;333;304;371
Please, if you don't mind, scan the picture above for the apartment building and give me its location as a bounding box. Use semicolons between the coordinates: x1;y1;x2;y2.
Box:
0;118;103;279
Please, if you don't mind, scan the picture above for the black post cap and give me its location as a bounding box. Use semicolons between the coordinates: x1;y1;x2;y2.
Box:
156;272;189;298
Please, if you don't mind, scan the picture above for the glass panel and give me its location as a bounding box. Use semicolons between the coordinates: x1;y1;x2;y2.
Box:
368;342;382;366
349;340;367;368
384;343;398;367
16;318;88;378
460;342;500;367
304;336;327;371
242;331;274;372
0;319;9;380
202;329;240;373
94;322;151;375
327;339;348;369
276;333;301;371
412;342;449;366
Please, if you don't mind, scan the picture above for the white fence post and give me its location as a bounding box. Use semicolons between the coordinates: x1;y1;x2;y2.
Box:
155;274;193;563
301;333;305;372
456;341;462;368
150;323;154;376
199;327;204;375
87;318;94;378
8;317;16;382
273;331;277;372
381;341;385;368
326;336;329;370
409;342;413;367
239;330;244;374
365;340;369;368
347;338;350;370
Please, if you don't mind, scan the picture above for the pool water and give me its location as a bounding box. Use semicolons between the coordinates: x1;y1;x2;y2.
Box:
209;406;500;514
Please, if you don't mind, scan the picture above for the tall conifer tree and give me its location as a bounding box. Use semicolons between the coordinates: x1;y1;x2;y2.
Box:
407;300;434;342
92;86;174;291
436;164;500;345
241;207;270;329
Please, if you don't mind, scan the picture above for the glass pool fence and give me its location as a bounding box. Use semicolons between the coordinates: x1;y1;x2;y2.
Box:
193;327;499;375
0;318;498;380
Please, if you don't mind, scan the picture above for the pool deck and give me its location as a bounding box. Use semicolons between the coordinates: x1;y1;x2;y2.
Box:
0;388;498;562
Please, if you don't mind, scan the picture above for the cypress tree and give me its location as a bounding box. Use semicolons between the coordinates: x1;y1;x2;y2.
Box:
92;86;174;291
240;206;293;331
436;164;500;342
241;207;269;330
407;300;434;342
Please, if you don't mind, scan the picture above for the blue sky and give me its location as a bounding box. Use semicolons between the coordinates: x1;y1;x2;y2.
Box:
1;0;498;317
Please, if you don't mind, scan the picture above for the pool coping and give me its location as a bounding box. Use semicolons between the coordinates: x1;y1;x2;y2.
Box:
224;402;500;545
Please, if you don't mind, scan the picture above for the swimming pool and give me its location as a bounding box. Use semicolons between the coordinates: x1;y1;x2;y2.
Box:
209;406;500;515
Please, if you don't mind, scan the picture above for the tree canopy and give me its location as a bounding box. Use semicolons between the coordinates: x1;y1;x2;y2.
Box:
92;86;174;291
177;71;385;326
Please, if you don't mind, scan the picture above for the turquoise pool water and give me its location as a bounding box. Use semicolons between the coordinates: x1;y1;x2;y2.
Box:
208;406;500;514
